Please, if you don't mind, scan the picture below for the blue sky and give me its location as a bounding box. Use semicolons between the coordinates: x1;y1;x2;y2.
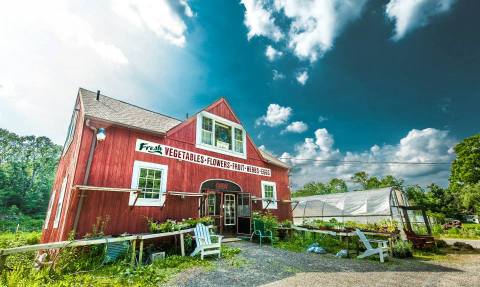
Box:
0;0;478;189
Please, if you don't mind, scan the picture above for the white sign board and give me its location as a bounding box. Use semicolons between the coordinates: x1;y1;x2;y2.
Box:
135;139;271;177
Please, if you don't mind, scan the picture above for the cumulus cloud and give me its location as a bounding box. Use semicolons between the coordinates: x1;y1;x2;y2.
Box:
240;0;283;41
112;0;193;47
281;128;456;189
0;0;200;143
256;104;292;127
282;121;308;134
265;45;283;61
272;69;286;80
276;0;368;62
296;70;309;85
386;0;457;41
242;0;368;62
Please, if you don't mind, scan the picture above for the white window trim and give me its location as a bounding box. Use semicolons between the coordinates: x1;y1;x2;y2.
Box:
261;181;277;209
44;189;56;229
53;176;68;229
62;107;78;156
129;161;168;207
195;111;247;159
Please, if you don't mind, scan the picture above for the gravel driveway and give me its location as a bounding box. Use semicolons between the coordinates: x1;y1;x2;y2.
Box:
171;241;480;287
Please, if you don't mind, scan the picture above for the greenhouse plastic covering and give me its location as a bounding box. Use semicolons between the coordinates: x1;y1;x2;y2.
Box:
293;187;404;225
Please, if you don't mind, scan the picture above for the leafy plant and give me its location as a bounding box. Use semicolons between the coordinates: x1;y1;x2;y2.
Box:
391;240;413;258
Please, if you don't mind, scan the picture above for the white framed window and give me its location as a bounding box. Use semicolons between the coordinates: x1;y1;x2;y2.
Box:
195;111;247;159
53;176;68;228
261;181;277;209
62;107;79;156
129;161;168;207
44;189;56;229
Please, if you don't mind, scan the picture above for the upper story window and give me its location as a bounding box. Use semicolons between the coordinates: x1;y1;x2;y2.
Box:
196;111;247;159
62;105;79;156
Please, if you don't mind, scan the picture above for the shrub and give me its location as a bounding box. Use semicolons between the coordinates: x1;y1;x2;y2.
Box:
147;217;213;233
253;212;279;231
392;240;413;258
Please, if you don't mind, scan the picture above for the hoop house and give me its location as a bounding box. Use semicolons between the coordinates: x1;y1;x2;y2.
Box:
293;187;408;225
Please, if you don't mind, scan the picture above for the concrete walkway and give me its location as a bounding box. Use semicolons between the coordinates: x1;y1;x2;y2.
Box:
172;241;480;287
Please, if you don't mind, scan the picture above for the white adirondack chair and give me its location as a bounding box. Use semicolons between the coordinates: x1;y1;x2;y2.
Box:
355;229;389;263
191;223;223;260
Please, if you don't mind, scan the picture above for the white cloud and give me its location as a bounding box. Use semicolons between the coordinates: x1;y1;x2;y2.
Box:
240;0;283;42
258;144;276;156
282;121;308;134
272;69;286;80
265;45;283;61
282;128;456;189
386;0;457;41
275;0;368;62
296;70;309;85
318;115;328;123
0;0;200;143
112;0;193;47
256;104;292;127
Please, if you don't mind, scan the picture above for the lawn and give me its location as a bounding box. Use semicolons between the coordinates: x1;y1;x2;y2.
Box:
0;231;240;287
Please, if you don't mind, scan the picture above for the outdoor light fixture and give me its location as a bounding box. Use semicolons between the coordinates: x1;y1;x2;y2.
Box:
96;128;106;141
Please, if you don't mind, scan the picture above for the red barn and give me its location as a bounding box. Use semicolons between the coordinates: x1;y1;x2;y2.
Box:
42;88;291;242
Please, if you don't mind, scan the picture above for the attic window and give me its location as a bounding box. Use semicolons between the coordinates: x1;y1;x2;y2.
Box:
196;111;246;159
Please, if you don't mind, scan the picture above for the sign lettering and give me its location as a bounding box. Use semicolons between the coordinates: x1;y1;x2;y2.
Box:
135;139;271;177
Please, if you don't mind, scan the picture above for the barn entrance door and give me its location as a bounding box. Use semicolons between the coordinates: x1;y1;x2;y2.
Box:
200;180;250;236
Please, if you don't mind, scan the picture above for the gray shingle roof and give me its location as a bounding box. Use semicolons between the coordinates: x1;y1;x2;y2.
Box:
79;88;182;134
259;149;290;169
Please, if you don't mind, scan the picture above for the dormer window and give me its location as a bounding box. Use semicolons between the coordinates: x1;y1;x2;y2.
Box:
196;111;247;159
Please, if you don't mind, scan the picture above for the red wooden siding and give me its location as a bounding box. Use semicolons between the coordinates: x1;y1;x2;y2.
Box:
42;97;291;242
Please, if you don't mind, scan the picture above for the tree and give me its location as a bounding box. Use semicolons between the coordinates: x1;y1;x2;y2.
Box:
293;178;347;197
449;134;480;192
459;183;480;214
0;128;61;218
351;172;368;189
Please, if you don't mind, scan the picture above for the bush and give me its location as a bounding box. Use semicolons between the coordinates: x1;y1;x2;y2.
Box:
392;240;413;258
147;217;213;233
253;212;279;231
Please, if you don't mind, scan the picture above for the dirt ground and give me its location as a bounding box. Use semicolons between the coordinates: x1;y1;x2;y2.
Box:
172;241;480;287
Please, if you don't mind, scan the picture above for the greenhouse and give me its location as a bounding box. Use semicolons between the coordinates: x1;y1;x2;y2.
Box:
292;187;409;225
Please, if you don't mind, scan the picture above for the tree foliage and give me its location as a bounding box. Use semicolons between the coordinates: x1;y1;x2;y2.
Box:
0;128;62;229
350;172;404;190
292;178;347;197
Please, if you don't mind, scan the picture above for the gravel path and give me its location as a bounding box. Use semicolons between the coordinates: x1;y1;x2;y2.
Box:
171;241;480;287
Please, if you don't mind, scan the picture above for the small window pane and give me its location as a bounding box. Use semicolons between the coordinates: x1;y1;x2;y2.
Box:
202;117;213;131
215;122;232;150
136;167;163;201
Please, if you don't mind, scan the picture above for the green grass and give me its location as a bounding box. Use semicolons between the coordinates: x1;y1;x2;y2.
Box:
429;223;480;240
274;231;347;253
0;232;241;287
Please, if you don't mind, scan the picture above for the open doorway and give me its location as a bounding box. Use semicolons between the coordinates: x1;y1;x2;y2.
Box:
199;179;251;237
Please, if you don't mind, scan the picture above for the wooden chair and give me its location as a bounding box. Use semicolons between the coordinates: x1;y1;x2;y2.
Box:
355;229;389;263
191;223;223;260
250;219;273;246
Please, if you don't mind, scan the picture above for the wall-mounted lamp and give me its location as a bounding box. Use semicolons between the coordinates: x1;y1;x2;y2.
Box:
96;128;106;141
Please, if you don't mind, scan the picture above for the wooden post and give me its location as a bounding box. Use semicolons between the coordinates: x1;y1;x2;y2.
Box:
130;240;136;267
138;240;144;266
180;233;185;256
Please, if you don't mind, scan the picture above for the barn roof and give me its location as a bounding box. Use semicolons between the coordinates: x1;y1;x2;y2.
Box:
79;88;182;135
259;149;290;169
78;88;288;169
